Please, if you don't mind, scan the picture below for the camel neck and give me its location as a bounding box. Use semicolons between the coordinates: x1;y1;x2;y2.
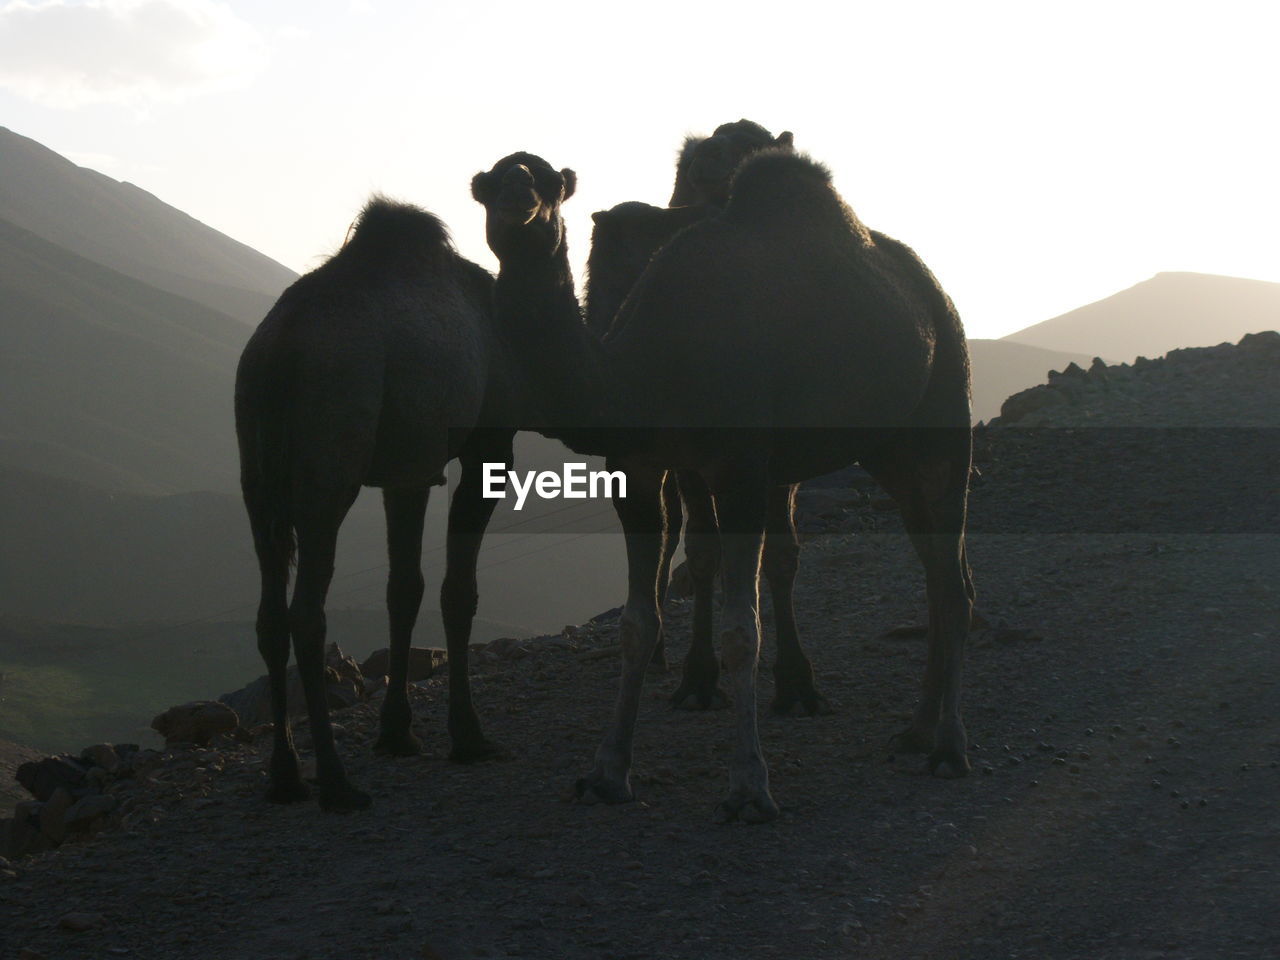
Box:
493;249;619;452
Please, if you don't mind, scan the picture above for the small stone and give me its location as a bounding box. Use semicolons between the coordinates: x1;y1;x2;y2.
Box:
81;744;121;774
59;912;106;932
151;701;238;746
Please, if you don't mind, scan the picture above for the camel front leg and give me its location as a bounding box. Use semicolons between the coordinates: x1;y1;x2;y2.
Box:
766;483;830;716
441;430;513;763
713;474;778;823
670;470;727;709
576;461;666;805
374;486;429;756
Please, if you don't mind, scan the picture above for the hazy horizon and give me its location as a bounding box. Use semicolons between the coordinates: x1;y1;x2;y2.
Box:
1;0;1277;340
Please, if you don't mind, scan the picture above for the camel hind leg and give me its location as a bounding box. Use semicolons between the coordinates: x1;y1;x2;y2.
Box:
713;465;778;823
246;500;308;803
576;460;666;805
766;483;831;716
374;486;430;756
866;434;974;778
291;489;370;811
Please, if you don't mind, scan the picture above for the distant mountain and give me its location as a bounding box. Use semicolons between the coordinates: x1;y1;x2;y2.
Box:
0;126;295;323
1002;272;1280;362
966;339;1098;423
0;215;247;494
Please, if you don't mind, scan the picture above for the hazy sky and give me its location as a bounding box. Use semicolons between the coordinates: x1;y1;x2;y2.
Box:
1;0;1277;339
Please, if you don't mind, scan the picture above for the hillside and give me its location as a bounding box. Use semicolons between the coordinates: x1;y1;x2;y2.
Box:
0;127;294;324
0;216;248;494
1;333;1276;959
1003;271;1280;361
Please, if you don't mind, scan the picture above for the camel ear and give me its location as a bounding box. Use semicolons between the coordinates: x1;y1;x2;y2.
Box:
471;170;497;204
591;210;606;224
560;168;576;201
774;131;794;149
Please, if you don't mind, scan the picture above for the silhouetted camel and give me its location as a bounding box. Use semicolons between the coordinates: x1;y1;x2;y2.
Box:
584;121;827;715
473;150;975;822
236;198;510;811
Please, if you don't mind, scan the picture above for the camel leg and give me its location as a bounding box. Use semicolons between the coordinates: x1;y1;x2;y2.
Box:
649;471;683;672
670;471;728;710
713;470;778;824
373;486;430;756
576;461;666;805
248;507;308;804
441;431;512;763
291;493;370;811
767;483;830;716
869;444;973;778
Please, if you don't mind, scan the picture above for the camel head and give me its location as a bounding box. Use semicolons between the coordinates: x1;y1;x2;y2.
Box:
472;152;576;261
674;119;794;207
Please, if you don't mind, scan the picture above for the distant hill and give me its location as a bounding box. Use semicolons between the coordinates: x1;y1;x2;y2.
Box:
1002;272;1280;362
0;216;248;494
966;339;1098;422
0;126;295;324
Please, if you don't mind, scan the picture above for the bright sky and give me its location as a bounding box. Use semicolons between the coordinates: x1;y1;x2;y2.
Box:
1;0;1277;339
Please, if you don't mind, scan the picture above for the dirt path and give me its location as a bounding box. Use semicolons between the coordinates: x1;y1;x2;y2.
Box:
2;339;1277;960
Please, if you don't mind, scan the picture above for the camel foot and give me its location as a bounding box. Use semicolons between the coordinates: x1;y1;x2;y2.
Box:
574;774;634;805
373;728;423;757
316;778;371;812
265;775;311;804
449;737;509;764
671;678;729;710
929;749;971;778
928;717;970;778
888;725;936;757
715;787;780;824
771;685;833;717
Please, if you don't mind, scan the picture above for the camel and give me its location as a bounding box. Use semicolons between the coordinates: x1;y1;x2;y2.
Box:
235;198;511;811
472;150;975;822
584;120;827;715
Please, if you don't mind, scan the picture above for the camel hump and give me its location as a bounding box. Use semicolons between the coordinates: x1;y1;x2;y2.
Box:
724;150;837;222
338;195;454;269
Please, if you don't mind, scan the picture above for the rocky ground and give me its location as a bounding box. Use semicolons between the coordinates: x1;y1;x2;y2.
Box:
1;334;1277;960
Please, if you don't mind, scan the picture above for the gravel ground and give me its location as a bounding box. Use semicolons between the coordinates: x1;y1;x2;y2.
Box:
1;337;1277;960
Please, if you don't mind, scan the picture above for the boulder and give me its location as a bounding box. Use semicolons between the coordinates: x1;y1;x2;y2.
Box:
15;755;89;802
37;787;74;845
150;701;238;746
218;643;364;727
359;646;444;682
80;744;120;774
64;794;118;834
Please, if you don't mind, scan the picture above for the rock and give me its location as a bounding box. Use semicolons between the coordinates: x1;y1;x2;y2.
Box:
58;912;106;932
151;701;239;746
5;803;53;858
1238;329;1280;353
998;384;1066;424
38;786;74;845
81;743;120;773
218;643;365;726
480;637;530;661
15;755;89;802
359;646;445;681
64;793;118;834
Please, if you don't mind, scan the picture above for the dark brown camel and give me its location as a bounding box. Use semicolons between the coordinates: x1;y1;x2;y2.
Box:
585;120;827;716
473;150;975;822
235;198;510;811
